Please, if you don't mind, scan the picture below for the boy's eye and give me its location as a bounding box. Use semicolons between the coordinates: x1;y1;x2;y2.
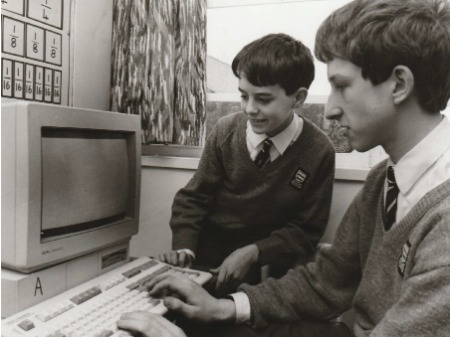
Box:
240;95;272;104
333;83;347;90
257;97;272;104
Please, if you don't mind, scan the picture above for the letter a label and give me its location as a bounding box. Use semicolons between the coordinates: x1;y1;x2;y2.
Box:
35;277;44;296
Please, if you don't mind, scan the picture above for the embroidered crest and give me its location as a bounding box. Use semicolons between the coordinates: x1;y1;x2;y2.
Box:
398;240;411;276
290;168;308;190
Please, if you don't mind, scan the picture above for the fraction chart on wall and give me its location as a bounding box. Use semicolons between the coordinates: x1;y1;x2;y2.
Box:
1;0;70;105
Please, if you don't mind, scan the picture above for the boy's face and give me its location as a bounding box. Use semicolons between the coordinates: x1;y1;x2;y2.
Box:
239;75;302;137
325;58;395;152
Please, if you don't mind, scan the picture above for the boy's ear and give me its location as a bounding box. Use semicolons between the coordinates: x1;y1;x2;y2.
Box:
391;65;414;105
293;88;308;108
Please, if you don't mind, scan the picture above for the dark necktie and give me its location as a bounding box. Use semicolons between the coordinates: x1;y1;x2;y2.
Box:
384;166;399;230
254;138;273;169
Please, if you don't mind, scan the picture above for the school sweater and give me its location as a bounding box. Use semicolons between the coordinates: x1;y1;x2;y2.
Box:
170;111;335;266
240;160;450;336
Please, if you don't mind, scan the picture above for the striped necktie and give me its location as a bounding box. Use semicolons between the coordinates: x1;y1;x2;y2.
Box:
384;166;399;230
254;138;273;169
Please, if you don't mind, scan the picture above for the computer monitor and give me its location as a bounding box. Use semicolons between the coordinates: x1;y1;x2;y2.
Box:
1;102;141;273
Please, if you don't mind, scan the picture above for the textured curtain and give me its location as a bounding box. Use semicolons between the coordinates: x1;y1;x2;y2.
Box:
111;0;207;146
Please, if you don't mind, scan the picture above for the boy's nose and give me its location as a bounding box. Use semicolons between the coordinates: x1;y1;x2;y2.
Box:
324;93;344;120
245;101;258;114
324;104;343;120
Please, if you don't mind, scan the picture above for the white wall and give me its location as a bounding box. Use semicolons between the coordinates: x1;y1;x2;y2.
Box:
70;0;113;110
130;166;194;257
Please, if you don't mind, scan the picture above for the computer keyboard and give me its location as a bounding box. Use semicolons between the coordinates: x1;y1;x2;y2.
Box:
1;257;212;337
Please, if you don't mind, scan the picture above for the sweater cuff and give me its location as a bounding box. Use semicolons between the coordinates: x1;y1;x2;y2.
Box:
171;229;199;253
255;237;283;265
176;249;196;260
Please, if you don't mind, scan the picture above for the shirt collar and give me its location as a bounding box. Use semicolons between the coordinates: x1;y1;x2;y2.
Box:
246;114;301;155
393;116;450;195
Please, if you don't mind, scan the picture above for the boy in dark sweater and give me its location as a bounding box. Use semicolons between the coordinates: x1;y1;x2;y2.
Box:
159;33;335;294
117;0;450;336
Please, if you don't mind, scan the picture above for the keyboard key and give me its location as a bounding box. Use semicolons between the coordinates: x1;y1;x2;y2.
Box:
138;260;159;270
46;331;66;337
122;268;141;278
18;319;35;331
37;302;75;322
70;286;102;305
94;329;114;337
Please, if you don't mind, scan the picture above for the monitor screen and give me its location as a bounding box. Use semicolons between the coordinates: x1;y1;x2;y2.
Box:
41;128;130;239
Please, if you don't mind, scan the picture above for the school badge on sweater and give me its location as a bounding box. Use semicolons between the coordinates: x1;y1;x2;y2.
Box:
290;168;308;190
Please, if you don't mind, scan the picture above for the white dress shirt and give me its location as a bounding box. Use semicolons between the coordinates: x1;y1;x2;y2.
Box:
246;113;304;162
390;116;450;224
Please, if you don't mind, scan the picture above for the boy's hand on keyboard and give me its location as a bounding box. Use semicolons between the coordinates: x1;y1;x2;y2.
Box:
158;250;194;268
210;244;259;292
117;311;186;337
146;273;236;323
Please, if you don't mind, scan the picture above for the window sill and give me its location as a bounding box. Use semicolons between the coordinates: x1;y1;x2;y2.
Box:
141;155;369;181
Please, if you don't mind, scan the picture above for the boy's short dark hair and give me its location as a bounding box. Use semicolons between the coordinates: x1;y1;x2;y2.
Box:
232;33;315;95
315;0;450;113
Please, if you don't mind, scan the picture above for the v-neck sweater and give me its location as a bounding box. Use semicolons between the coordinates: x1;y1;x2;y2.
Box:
240;160;450;336
170;111;335;266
